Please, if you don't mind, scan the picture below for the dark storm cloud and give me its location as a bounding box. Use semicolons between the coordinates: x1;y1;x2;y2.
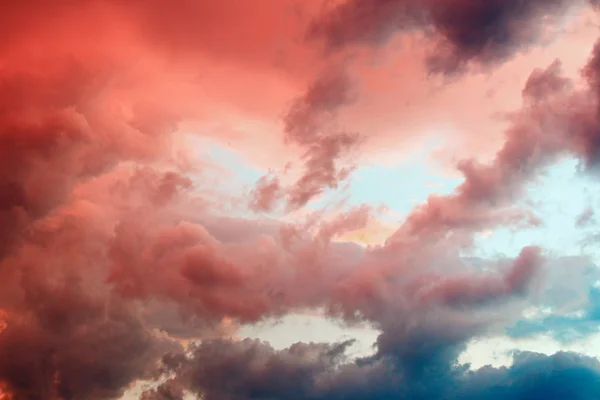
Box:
308;0;580;74
146;338;600;400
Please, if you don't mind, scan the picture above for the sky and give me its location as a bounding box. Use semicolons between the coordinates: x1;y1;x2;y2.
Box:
5;0;600;399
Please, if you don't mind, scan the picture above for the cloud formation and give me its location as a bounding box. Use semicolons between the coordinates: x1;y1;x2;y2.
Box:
1;1;600;399
308;0;582;74
148;339;600;400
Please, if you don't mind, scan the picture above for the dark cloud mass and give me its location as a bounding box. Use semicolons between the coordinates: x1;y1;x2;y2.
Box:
309;0;580;74
2;0;600;399
148;339;600;400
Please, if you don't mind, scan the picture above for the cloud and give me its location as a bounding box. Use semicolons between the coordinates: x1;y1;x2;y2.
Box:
308;0;582;74
2;1;600;399
251;67;362;210
413;246;543;308
576;206;596;227
146;338;600;400
287;132;360;210
506;259;600;343
381;50;600;249
249;175;282;213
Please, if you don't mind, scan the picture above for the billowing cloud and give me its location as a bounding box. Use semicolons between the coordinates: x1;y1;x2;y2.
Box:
308;0;583;74
2;1;600;399
146;338;600;400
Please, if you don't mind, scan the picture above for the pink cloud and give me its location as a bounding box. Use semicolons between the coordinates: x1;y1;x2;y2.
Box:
1;1;600;398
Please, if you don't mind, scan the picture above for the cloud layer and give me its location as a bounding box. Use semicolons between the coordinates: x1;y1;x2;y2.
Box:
1;1;600;399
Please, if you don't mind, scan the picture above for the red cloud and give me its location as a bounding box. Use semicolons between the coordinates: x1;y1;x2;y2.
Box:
1;1;599;398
